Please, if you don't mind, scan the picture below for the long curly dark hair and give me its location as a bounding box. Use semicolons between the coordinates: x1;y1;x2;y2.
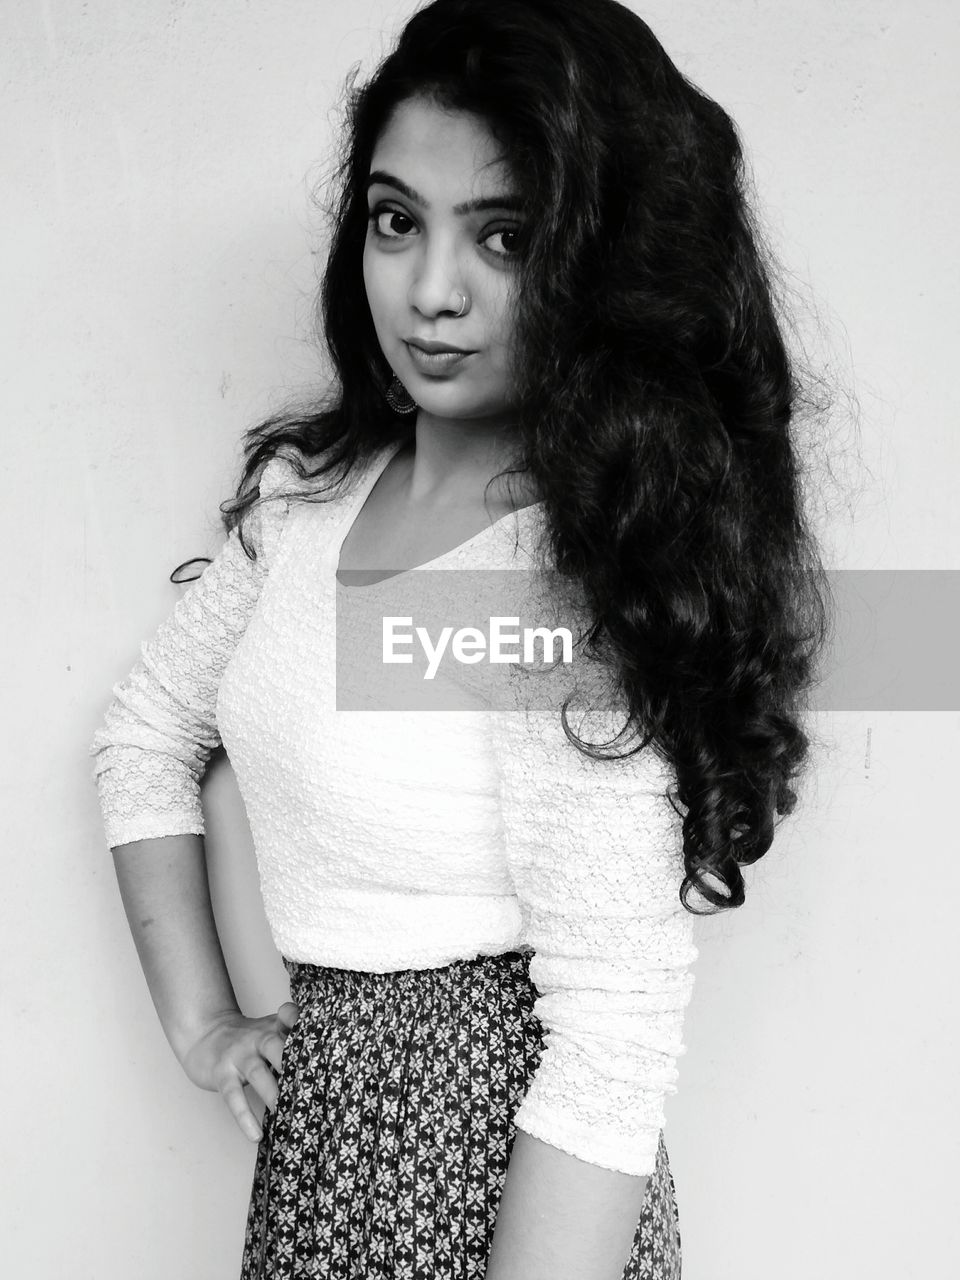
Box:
205;0;837;916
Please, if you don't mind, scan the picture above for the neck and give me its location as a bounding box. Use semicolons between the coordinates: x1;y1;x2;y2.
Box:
400;408;538;513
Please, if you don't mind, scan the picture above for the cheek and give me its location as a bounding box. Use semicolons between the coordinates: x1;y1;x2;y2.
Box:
363;241;410;310
362;244;398;323
485;282;519;358
361;244;383;316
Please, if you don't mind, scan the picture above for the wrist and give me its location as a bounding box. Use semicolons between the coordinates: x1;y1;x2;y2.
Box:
167;1001;243;1065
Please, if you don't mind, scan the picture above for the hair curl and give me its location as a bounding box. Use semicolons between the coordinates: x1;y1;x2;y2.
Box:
199;0;837;915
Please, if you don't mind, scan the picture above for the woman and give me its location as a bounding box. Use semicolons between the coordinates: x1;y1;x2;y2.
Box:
89;1;831;1277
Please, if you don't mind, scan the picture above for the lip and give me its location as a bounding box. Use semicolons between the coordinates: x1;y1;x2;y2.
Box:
404;340;475;374
406;338;474;355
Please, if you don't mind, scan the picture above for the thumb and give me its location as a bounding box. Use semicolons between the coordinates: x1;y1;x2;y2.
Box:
277;1001;300;1030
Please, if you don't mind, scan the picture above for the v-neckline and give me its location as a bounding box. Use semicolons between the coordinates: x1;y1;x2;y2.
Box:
329;441;544;590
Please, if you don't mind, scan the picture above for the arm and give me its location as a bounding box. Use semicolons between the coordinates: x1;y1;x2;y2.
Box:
485;1131;648;1280
88;495;274;847
112;832;296;1141
112;833;238;1060
486;690;698;1280
90;458;298;1136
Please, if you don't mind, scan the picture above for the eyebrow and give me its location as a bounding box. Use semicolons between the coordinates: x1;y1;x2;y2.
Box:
366;169;524;215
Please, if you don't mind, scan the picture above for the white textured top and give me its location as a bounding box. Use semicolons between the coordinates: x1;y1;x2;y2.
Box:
89;440;699;1177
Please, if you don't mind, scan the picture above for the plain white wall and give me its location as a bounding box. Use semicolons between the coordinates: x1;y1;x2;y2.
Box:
2;1;957;1276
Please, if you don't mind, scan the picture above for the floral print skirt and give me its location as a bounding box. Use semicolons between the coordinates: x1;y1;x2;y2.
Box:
239;949;682;1279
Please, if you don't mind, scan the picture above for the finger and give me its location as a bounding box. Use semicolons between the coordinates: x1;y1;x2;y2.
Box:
220;1074;262;1143
244;1058;280;1113
258;1029;287;1075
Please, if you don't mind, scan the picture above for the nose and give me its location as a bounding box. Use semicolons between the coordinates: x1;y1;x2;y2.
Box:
407;233;465;319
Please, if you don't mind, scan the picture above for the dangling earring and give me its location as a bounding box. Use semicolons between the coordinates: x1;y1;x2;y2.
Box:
385;374;417;415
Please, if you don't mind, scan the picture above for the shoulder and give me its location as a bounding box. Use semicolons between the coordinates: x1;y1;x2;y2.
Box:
254;445;337;524
249;443;378;563
257;443;379;504
256;449;316;501
243;451;312;567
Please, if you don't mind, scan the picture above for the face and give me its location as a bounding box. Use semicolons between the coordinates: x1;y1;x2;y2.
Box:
362;95;526;425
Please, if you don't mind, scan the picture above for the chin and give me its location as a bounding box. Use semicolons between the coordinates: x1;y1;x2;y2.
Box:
409;388;493;419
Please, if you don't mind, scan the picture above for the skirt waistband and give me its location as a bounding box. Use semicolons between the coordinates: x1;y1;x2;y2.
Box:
282;948;533;1003
285;952;535;988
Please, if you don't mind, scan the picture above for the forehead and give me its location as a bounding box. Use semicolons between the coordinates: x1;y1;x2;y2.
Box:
370;95;514;201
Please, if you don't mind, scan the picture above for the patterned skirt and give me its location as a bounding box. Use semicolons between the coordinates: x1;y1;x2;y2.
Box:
239;949;682;1279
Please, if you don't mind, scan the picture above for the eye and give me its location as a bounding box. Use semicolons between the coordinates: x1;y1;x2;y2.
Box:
369;205;417;240
481;225;526;259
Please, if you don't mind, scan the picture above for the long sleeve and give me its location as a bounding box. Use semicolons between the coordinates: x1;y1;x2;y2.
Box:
490;690;699;1178
88;458;292;848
